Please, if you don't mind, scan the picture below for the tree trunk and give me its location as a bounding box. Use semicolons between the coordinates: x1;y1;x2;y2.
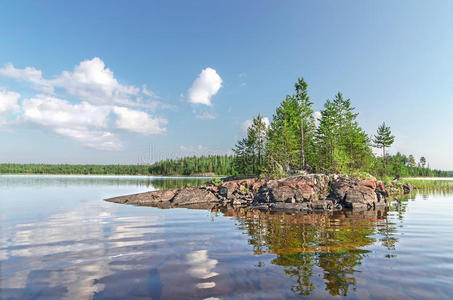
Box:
300;119;305;169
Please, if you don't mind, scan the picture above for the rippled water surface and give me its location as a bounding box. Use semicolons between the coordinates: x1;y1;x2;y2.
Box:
1;175;453;299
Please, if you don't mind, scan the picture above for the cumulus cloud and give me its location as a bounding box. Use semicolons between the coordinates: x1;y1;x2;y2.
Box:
22;96;110;128
0;88;20;114
188;67;222;106
0;58;171;150
242;117;270;135
0;58;159;107
0;63;53;93
112;106;167;135
51;57;139;105
22;95;121;150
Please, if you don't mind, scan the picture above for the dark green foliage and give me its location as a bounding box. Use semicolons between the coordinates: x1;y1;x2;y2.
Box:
232;77;447;179
266;78;315;174
148;155;234;176
373;152;448;178
372;122;395;165
419;156;426;168
233;114;268;175
0;164;151;175
313;93;373;174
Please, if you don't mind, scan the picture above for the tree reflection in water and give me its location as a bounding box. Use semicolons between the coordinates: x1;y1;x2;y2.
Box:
216;206;398;297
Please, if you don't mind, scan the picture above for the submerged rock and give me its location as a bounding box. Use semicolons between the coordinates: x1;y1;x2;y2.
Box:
105;174;392;213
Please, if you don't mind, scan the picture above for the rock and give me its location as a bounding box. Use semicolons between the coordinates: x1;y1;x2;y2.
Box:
219;181;238;198
403;183;414;194
269;202;310;212
269;186;295;203
106;174;390;213
311;200;333;211
171;188;219;206
105;189;178;205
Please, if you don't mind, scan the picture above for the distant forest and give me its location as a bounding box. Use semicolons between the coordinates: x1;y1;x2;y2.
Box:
0;153;448;178
0;164;150;175
148;155;233;176
0;155;234;176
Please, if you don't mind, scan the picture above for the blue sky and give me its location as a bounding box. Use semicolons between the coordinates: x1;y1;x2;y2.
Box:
0;1;452;169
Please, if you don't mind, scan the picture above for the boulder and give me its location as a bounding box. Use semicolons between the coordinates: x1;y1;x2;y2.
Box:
269;186;295;203
105;189;178;205
171;188;219;206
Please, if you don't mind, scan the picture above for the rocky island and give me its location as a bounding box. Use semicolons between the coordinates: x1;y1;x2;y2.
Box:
105;174;414;213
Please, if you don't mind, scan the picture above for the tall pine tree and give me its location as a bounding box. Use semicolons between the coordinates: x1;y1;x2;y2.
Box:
372;122;395;167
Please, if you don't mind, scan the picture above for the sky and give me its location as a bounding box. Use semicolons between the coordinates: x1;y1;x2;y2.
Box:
0;0;452;169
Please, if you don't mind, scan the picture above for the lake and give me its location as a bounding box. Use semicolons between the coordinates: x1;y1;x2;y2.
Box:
1;175;452;299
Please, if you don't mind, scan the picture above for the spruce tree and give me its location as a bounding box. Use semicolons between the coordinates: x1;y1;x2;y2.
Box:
372;122;395;166
314;93;372;173
266;78;315;174
232;114;268;175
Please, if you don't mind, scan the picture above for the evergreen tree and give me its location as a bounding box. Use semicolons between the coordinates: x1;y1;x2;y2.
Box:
313;92;372;173
408;154;416;167
266;78;315;174
420;156;427;168
232;114;268;175
372;122;395;167
294;78;315;169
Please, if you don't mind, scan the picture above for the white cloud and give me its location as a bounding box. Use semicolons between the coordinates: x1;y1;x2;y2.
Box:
0;64;54;93
0;88;20;124
112;106;167;135
51;57;139;105
54;128;122;151
22;96;110;128
188;67;222;106
196;112;216;120
179;145;208;153
0;58;158;107
22;95;121;151
142;85;159;98
242;117;270;135
0;58;173;150
313;111;322;127
0;63;44;84
0;88;20;114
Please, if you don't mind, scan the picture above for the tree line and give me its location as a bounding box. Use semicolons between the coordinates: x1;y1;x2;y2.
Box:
0;163;151;175
0;155;235;176
148;155;234;176
233;77;449;179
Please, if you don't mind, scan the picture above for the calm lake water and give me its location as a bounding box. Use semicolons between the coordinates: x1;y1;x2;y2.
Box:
1;175;453;299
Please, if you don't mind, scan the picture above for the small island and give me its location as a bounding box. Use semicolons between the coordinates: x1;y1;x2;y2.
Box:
105;77;444;214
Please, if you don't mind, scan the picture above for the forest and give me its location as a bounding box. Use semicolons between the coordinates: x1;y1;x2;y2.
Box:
0;155;234;176
0;163;151;175
148;155;234;176
232;77;449;179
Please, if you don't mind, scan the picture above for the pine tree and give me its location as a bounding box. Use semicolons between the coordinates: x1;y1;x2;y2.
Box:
232;114;268;175
294;78;315;169
314;93;372;173
372;122;395;167
420;156;427;168
266;78;315;174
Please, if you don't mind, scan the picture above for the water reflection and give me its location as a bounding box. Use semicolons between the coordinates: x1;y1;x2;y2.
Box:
216;207;394;297
0;174;210;189
2;176;453;299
